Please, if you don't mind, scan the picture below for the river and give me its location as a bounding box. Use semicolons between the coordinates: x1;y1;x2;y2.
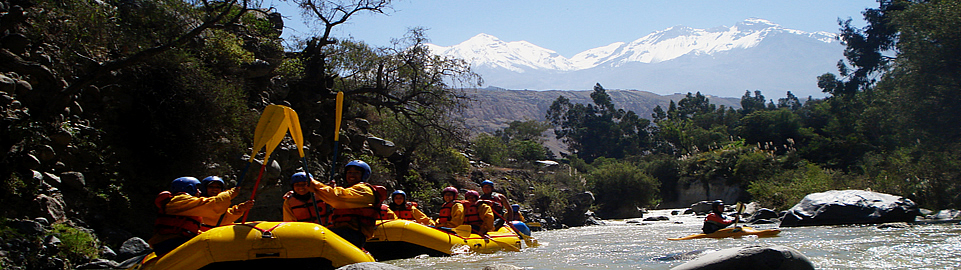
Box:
382;209;961;269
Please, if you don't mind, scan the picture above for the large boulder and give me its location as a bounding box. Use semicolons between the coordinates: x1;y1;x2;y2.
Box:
780;190;920;227
561;191;594;226
670;245;814;270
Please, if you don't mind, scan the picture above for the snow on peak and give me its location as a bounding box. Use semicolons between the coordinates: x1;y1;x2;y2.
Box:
429;19;836;72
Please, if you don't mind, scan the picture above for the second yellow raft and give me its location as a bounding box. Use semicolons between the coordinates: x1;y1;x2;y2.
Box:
366;220;533;260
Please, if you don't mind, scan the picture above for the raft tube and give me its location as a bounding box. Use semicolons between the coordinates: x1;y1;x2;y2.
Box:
366;220;528;260
135;222;374;270
668;226;781;240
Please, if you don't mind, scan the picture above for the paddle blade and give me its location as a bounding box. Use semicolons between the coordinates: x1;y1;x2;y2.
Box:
286;107;306;158
262;109;291;161
250;105;286;162
453;225;472;238
333;91;344;142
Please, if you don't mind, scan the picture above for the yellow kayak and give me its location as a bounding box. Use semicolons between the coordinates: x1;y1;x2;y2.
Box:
668;226;781;240
366;219;536;260
133;222;374;270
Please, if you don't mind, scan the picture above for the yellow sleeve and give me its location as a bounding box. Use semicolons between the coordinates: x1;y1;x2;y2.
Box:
479;204;495;233
221;204;246;224
382;206;397;220
411;206;435;226
164;189;235;217
309;180;375;208
448;203;464;227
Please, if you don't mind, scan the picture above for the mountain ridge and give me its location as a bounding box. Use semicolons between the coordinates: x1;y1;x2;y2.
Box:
429;18;842;98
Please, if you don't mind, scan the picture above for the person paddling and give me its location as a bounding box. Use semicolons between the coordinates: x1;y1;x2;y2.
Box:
463;190;495;235
305;160;388;249
149;177;249;257
197;176;254;231
388;190;435;226
480;180;512;228
282;172;333;224
435;186;465;229
702;200;739;234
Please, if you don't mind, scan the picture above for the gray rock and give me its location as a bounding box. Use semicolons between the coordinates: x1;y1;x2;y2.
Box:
37;145;56;162
13;219;44;235
561;192;595;226
672;210;681;215
77;258;120;269
483;264;523;270
23;153;40;170
1;33;30;54
100;245;117;260
41;256;65;270
644;216;670;221
116;237;151;262
928;209;961;220
33;194;66;222
367;136;397;157
690;201;714;215
34;217;49;226
60;171;86;189
671;245;814;270
748;208;779;222
244;59;272;78
43;172;61;187
44;235;61;253
336;262;406;270
0;73;15;94
684;209;695;215
751;218;780;225
780;190;920;227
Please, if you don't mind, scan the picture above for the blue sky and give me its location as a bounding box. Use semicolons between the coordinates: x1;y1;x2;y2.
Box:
267;0;881;57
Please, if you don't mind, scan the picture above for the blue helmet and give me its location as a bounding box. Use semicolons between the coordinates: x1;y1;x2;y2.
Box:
291;172;312;184
480;180;494;187
511;204;520;212
391;190;407;200
345;160;371;181
171;177;201;196
200;176;225;196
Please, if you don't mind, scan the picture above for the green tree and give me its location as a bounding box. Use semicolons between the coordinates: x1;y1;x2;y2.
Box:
740;90;767;115
545;83;651;162
472;133;507;165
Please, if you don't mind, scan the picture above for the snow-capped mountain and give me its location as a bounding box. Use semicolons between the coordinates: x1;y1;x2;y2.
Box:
427;18;843;98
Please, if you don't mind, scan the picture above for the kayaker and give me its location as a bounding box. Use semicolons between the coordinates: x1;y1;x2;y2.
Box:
149;177;246;257
198;176;254;231
463;190;495;234
282;172;332;225
435;186;465;228
480;180;512;227
702;200;739;234
387;190;435;226
305;160;389;249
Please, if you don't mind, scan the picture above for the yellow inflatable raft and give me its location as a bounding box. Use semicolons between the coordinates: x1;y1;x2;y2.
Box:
133;222;374;270
366;220;535;260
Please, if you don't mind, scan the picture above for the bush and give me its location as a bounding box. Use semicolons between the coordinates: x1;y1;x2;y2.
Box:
588;161;660;211
747;161;849;210
51;223;100;262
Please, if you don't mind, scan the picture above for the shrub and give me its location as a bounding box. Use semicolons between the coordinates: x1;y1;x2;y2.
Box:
588;161;660;210
51;223;100;262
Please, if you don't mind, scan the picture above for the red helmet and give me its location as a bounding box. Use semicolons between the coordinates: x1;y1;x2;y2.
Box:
442;186;458;195
465;190;480;199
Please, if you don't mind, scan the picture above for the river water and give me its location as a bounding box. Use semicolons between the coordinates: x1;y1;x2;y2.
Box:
383;209;961;270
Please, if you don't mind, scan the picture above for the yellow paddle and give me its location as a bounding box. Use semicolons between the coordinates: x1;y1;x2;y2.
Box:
733;202;745;230
217;105;288;226
242;105;294;223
